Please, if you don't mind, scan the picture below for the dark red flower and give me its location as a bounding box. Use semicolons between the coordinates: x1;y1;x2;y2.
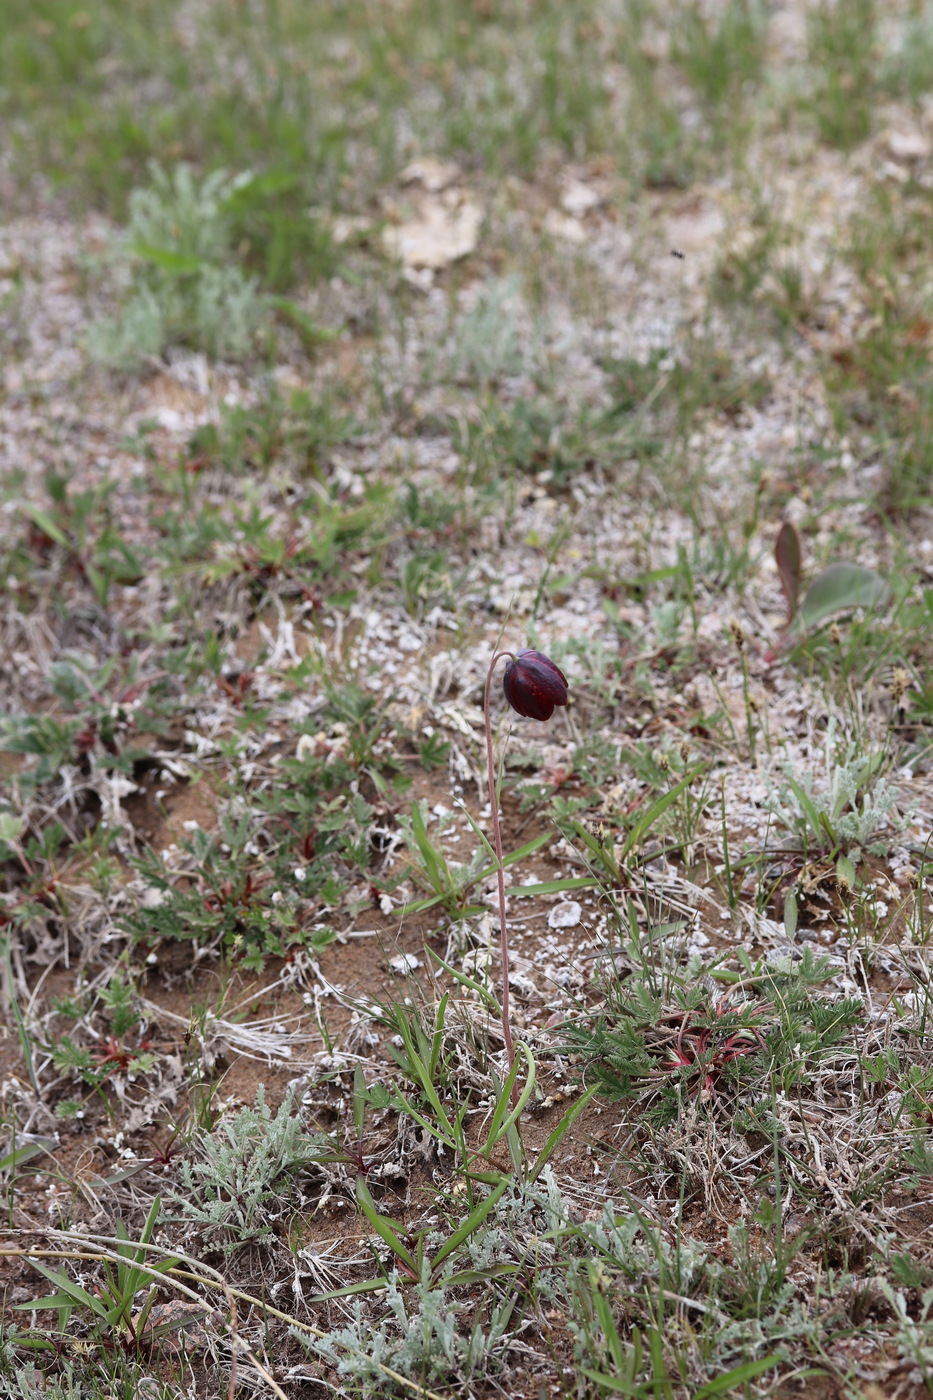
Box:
502;649;568;721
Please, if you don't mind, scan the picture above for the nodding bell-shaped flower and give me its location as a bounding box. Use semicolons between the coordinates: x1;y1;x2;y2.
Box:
502;649;569;721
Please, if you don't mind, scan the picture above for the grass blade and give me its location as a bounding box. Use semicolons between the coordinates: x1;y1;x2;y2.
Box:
481;1043;536;1155
356;1179;418;1277
692;1355;782;1397
431;1176;510;1270
529;1085;599;1182
509;876;597;897
620;772;699;865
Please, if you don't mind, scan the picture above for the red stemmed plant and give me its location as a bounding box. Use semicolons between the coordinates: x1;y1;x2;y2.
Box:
484;649;568;1092
654;995;769;1100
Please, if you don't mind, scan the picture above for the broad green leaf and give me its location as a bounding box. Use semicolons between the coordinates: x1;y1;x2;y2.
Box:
799;563;888;630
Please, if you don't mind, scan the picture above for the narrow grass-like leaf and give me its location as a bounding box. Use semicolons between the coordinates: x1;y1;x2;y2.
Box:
130;244;203;273
783;887;797;941
20;505;69;548
386;1013;458;1146
569;819;620;878
410;801;449;893
431;1176;510;1270
692;1355;782;1396
720;778;736;910
476;831;553;882
509;876;597;897
620;771;699;865
836;853;856;889
429;992;448;1081
269;297;337;348
17;1263;110;1321
384;1082;459;1152
480;1043;536;1155
304;1276;394;1304
427;951;502;1014
782;775;823;844
356;1179;418;1276
0;1139;52;1174
442;1263;521;1286
646;1320;673;1400
579;1367;648;1397
589;1261;633;1371
353;1063;366;1143
529;1085;599;1182
13;1289;78;1323
456;803;498;865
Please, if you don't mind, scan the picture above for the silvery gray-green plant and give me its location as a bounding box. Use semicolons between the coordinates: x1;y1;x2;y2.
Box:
0;1363;85;1400
168;1088;328;1252
301;1260;516;1388
299;1171;575;1388
448;275;537;387
880;1280;933;1387
89;162;266;365
768;718;908;855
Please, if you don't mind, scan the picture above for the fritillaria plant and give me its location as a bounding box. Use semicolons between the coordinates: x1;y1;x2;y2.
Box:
484;649;568;1087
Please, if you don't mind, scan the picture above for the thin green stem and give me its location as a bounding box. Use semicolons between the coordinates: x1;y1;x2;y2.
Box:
740;649;758;769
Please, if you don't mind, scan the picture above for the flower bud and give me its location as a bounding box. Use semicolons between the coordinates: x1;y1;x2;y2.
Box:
502;649;569;721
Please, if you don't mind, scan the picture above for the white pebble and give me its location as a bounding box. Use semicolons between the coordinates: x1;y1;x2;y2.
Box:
548;901;583;930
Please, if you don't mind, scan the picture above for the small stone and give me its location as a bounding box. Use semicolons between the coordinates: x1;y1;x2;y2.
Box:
389;953;422;974
543;209;587;244
886;128;930;163
561;180;601;217
548;901;583;929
